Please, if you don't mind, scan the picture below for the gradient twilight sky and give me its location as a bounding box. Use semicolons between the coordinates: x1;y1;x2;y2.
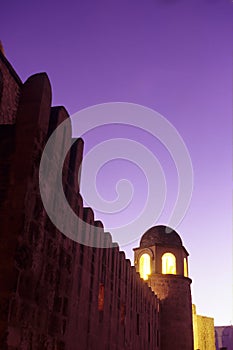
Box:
2;0;232;325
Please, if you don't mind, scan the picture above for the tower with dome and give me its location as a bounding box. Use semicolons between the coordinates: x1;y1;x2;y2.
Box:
134;225;193;350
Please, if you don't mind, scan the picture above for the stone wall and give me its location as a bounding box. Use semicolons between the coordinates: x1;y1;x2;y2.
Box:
0;54;160;350
0;51;21;124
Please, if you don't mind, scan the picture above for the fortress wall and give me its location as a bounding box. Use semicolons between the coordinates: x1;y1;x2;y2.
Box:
0;51;21;124
0;55;160;350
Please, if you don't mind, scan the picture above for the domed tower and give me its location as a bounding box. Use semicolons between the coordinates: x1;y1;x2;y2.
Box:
134;225;193;350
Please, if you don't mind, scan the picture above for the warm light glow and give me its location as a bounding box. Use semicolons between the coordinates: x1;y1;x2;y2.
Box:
139;253;151;280
162;253;176;274
184;257;188;277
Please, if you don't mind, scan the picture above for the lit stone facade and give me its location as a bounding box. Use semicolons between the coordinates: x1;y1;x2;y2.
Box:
192;304;215;350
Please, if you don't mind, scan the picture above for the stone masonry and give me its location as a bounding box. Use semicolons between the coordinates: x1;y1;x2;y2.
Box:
0;50;160;350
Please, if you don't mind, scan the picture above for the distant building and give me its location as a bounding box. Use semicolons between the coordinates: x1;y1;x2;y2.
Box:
192;304;215;350
215;326;233;350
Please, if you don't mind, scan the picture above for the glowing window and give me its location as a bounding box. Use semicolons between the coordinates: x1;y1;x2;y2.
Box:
184;257;188;277
139;253;151;280
162;253;176;274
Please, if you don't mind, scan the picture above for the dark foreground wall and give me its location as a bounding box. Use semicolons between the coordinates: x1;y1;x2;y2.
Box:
0;52;160;350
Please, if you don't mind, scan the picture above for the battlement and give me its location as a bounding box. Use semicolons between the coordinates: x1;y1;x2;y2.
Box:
0;53;160;350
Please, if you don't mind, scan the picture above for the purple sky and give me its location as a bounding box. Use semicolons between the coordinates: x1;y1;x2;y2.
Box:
2;0;232;325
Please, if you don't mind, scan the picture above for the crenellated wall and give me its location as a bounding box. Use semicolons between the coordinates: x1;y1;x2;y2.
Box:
0;54;160;350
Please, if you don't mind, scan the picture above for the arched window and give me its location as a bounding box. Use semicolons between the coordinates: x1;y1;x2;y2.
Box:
162;253;176;274
139;253;151;280
184;257;188;277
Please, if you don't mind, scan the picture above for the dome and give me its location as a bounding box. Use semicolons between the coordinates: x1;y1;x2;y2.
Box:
140;225;183;248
